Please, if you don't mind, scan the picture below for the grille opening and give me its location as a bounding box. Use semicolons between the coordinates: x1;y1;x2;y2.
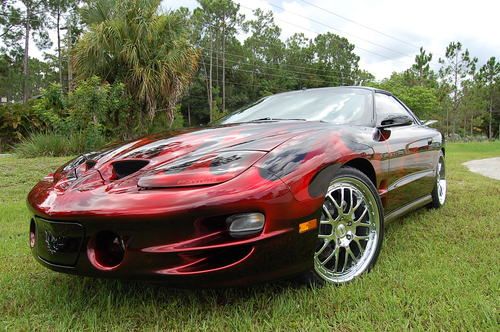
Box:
89;231;125;269
111;160;149;180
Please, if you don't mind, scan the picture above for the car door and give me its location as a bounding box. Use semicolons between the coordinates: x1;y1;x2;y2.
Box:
374;92;439;213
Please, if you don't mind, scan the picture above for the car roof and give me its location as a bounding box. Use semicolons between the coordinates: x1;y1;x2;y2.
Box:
270;86;393;97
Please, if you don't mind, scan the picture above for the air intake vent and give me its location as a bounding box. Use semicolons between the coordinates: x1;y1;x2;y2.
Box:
85;160;97;170
111;160;149;180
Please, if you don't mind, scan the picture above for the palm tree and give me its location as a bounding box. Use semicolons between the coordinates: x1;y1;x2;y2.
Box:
74;0;199;126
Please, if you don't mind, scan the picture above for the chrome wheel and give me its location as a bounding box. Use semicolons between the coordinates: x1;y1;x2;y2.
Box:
437;157;446;205
314;177;381;284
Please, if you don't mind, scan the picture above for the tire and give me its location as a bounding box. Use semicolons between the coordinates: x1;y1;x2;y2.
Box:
429;151;446;209
301;167;384;286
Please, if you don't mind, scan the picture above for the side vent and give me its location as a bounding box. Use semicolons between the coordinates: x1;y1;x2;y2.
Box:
111;160;149;180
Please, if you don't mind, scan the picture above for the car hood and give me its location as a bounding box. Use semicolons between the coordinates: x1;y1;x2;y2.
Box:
52;121;329;187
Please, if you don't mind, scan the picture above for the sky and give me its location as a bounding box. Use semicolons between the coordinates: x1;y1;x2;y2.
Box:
34;0;500;80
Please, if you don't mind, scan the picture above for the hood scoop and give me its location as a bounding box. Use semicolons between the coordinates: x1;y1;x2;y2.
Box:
85;160;97;170
111;159;150;180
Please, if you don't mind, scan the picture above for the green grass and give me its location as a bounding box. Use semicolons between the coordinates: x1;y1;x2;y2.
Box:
1;142;499;331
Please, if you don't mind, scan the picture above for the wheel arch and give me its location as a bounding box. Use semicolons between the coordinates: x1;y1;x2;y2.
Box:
342;158;377;187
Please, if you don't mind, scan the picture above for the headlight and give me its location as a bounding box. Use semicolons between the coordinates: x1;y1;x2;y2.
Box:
137;151;266;188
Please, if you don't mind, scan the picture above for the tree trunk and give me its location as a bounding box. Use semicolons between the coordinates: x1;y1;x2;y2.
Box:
57;7;62;88
167;111;174;128
470;115;473;136
23;4;31;103
215;26;219;87
67;21;73;92
446;106;449;138
463;116;466;137
201;58;210;114
209;38;213;122
451;52;459;136
188;103;191;126
489;95;493;139
222;22;226;114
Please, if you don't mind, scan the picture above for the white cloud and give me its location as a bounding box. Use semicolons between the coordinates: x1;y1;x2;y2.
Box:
33;0;500;80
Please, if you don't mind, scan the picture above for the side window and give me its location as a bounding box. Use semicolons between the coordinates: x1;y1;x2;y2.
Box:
375;93;414;125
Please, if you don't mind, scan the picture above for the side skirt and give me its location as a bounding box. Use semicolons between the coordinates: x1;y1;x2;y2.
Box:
384;195;432;223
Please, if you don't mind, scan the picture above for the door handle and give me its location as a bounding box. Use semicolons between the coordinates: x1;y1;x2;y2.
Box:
427;138;433;145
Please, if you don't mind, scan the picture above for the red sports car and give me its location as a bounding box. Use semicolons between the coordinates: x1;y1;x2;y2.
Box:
27;87;446;286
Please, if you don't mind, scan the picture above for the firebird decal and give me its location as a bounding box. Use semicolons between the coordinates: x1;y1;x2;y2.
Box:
44;230;66;254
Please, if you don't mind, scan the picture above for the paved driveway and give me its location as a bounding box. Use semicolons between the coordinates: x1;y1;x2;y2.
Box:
463;157;500;180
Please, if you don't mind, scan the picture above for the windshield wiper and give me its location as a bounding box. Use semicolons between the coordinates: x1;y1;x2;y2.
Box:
249;117;306;122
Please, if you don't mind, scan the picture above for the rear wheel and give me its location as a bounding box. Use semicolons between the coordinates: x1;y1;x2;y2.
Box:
305;167;384;285
429;151;446;208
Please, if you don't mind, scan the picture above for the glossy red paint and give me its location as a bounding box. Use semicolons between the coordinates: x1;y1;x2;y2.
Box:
27;87;443;287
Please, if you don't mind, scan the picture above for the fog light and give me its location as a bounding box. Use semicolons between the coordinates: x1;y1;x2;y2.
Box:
88;231;125;269
227;213;265;238
29;219;36;248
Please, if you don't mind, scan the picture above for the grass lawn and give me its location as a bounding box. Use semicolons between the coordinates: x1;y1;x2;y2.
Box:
1;142;499;331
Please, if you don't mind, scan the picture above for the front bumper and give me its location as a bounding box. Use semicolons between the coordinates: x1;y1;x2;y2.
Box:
27;167;320;287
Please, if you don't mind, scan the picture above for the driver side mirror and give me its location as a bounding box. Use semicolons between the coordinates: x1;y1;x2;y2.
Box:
377;114;413;129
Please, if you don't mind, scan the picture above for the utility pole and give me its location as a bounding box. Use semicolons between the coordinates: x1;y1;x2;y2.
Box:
67;19;73;92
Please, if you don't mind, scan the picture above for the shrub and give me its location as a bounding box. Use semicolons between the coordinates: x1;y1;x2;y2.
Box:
15;130;106;158
6;76;186;156
143;106;185;135
0;102;47;152
31;83;67;132
15;133;72;157
67;76;134;139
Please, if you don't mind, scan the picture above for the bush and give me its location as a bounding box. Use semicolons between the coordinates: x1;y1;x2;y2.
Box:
15;130;106;158
0;102;48;152
143;106;185;135
31;83;67;132
67;76;133;139
15;133;71;157
446;133;491;142
6;76;186;156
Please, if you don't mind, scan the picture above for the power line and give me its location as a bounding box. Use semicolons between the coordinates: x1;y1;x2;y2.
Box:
202;76;296;91
201;60;353;84
297;0;420;50
199;46;339;76
198;73;352;100
238;3;410;64
201;48;360;80
265;1;409;58
200;60;356;86
199;47;362;82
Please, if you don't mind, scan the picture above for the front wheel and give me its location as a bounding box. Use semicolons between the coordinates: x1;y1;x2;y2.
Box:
305;167;384;285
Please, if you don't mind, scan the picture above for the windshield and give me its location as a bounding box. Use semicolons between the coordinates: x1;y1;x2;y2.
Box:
219;88;373;125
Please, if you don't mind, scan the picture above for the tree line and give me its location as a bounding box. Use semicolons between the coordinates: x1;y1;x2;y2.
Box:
1;0;499;153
